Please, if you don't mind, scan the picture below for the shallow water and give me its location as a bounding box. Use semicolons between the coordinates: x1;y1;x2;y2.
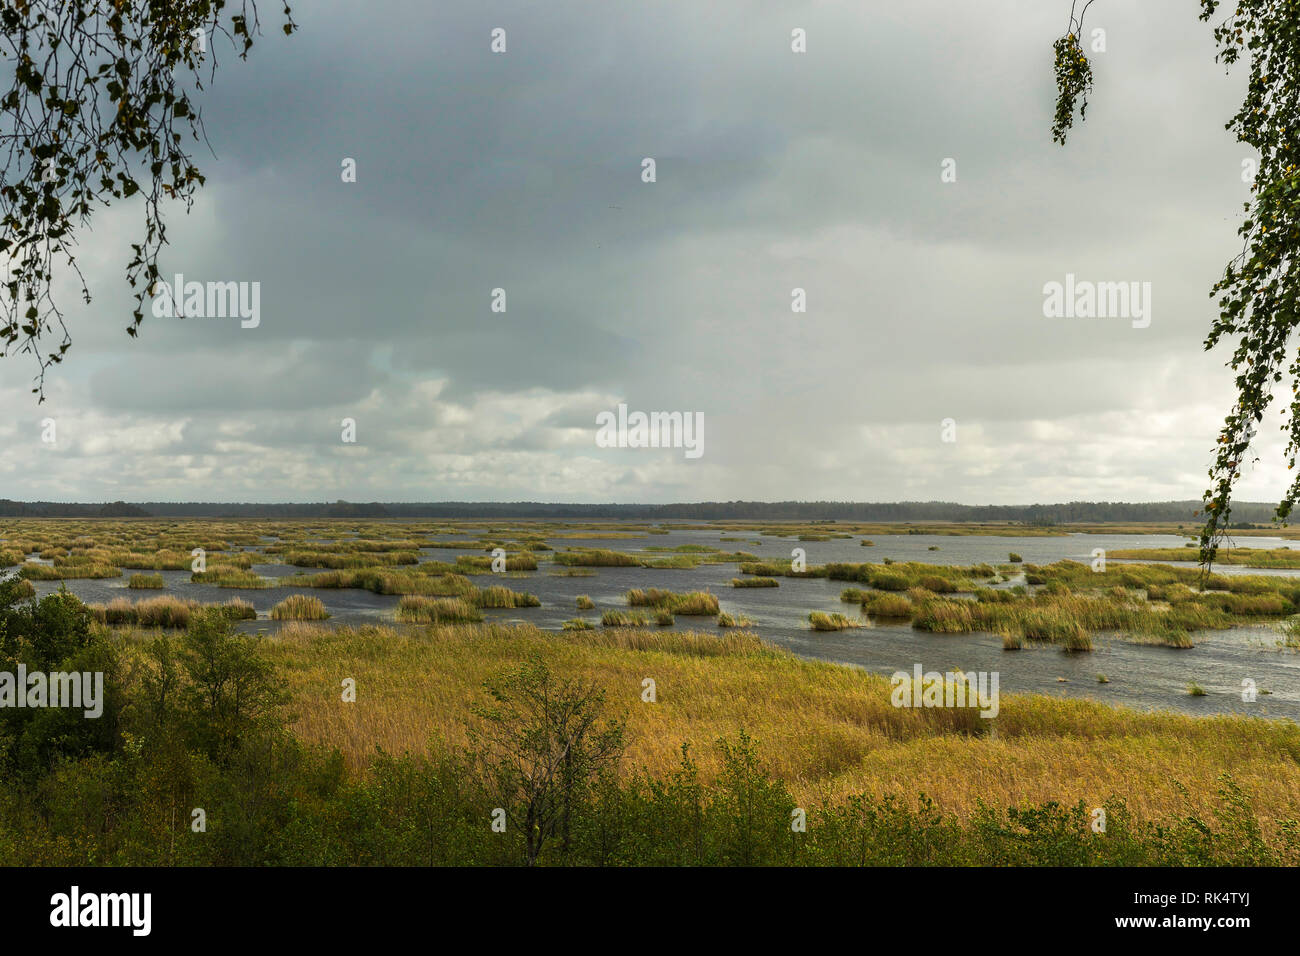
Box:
14;525;1300;723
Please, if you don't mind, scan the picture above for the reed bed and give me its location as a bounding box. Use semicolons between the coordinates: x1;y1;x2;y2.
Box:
862;592;913;619
269;594;331;620
395;596;482;624
625;589;719;615
601;610;650;627
453;553;539;573
717;611;755;627
302;568;476;597
809;611;862;631
252;620;1300;834
190;568;272;588
21;562;120;580
284;550;419;569
472;585;542;609
87;595;254;627
554;549;643;567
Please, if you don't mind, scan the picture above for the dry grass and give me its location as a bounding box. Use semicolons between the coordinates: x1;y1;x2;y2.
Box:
253;622;1300;831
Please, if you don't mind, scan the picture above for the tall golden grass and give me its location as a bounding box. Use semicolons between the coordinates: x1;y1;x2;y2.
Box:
230;621;1300;833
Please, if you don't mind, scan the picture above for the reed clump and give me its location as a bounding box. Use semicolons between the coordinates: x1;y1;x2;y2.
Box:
395;596;482;624
809;611;861;631
625;589;719;615
555;550;642;567
473;585;541;609
270;594;331;620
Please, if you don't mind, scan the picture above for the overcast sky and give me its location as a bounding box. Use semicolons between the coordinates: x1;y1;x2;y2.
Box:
0;1;1279;505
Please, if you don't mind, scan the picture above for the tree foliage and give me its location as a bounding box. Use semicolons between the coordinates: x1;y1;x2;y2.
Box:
1052;0;1300;567
0;0;296;398
468;654;627;865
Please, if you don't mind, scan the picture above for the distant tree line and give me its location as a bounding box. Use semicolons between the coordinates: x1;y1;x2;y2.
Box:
0;498;1289;525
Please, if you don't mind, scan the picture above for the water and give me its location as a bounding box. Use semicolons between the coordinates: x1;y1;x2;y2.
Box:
13;526;1300;723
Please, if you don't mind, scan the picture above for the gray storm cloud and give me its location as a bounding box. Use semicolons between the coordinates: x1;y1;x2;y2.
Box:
0;1;1264;504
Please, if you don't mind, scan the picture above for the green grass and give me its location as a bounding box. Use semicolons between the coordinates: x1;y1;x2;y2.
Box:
731;577;779;587
127;572;165;589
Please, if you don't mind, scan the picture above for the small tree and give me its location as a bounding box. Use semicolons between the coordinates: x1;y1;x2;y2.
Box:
468;654;626;865
179;609;285;760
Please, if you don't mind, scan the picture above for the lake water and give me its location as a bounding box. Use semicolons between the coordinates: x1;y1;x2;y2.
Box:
15;527;1300;723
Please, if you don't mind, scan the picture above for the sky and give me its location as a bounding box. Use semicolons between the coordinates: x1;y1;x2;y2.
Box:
0;0;1281;505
